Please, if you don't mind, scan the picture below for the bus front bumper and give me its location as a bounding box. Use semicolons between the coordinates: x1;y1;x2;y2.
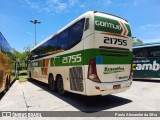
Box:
85;79;132;96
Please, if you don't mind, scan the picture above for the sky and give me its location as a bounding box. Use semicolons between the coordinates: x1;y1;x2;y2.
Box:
0;0;160;52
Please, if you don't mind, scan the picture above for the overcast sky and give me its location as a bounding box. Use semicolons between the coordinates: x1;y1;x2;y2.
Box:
0;0;160;52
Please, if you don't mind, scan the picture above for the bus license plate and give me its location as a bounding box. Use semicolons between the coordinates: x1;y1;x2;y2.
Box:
113;84;121;89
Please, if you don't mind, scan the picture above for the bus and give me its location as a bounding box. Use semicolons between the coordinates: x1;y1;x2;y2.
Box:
133;42;160;80
28;11;133;96
0;32;16;93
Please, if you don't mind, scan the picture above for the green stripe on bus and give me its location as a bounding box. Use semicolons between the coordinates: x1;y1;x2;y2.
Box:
32;49;132;67
49;49;132;66
43;59;45;67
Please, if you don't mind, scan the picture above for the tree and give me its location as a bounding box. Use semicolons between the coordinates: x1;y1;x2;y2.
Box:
12;44;33;71
133;38;143;46
23;44;32;56
12;49;24;70
23;45;32;70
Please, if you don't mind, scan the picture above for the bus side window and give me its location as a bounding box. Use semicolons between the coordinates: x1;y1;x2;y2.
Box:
68;18;85;49
57;29;69;50
42;42;49;54
48;37;57;53
149;46;160;57
84;18;89;31
133;48;148;58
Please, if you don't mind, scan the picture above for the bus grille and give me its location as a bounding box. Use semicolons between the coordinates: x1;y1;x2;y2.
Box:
69;67;84;92
99;46;130;56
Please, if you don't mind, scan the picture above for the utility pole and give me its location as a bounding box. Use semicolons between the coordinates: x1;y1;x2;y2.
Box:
30;20;41;46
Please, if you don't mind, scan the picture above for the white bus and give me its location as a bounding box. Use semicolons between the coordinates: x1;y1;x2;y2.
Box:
28;11;133;96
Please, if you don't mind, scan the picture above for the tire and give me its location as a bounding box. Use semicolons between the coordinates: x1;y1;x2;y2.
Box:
5;78;10;91
48;74;56;92
57;76;66;95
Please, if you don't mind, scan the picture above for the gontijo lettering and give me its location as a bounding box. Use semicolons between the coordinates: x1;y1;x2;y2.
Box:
95;20;122;30
94;15;132;37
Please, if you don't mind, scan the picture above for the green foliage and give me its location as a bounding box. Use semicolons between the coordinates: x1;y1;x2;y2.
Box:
12;49;26;70
12;45;32;70
133;38;143;46
23;45;32;55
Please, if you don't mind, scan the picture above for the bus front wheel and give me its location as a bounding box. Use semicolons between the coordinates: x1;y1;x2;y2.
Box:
57;76;66;95
48;74;56;92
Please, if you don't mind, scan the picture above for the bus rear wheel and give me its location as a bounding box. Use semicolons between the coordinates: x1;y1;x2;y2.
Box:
57;76;66;95
4;78;10;93
48;74;56;92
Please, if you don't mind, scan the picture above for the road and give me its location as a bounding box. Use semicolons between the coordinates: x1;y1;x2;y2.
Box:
0;78;160;119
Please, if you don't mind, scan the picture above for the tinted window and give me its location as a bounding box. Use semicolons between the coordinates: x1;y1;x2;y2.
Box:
85;18;89;31
32;36;58;59
57;29;68;50
0;34;3;47
133;48;148;58
149;46;160;57
48;36;57;53
33;46;40;55
31;18;85;59
0;32;14;61
68;18;85;49
42;41;49;54
0;34;7;53
0;32;13;54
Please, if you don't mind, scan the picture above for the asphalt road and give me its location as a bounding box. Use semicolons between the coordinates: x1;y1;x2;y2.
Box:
0;79;160;119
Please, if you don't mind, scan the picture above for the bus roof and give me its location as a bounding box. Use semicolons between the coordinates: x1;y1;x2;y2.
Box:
31;11;129;52
133;42;160;49
94;10;128;22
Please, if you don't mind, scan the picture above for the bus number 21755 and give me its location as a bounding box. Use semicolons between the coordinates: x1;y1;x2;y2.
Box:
62;54;82;64
104;37;127;46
